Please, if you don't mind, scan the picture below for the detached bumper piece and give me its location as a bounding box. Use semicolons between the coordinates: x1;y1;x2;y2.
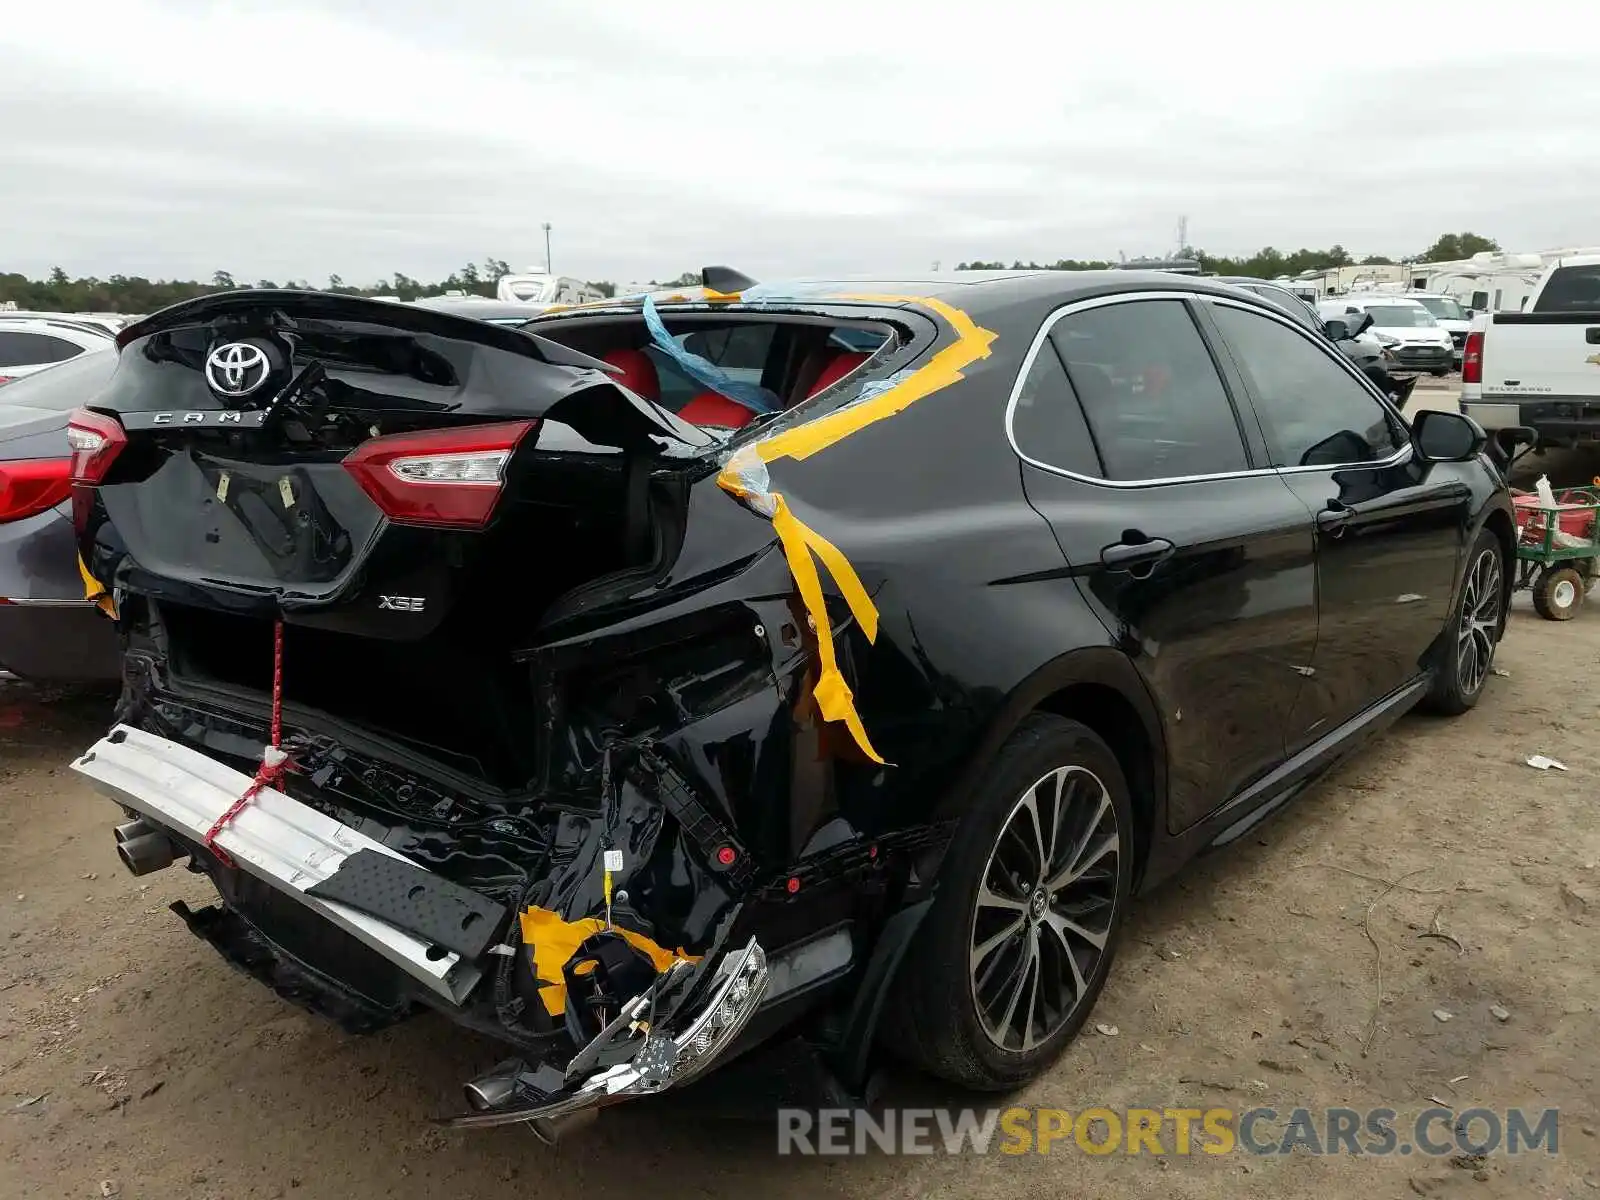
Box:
448;937;769;1132
71;725;483;1007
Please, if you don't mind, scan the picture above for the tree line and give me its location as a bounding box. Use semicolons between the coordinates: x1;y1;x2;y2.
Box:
3;233;1502;314
957;232;1501;278
0;259;623;314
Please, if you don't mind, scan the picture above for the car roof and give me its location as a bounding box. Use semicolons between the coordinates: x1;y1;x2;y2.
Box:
1213;276;1294;287
1339;294;1426;307
0;316;114;332
564;270;1292;320
0;317;115;344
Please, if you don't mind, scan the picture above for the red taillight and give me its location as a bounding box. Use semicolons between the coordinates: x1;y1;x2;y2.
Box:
0;376;14;386
341;420;537;530
66;409;128;484
0;458;74;523
1461;331;1484;385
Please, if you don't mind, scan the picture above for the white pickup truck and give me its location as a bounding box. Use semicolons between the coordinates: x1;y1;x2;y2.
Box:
1461;254;1600;448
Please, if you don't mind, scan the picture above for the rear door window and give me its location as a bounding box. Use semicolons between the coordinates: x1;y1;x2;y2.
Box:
1208;303;1405;468
1009;337;1101;477
0;331;85;367
1047;299;1249;481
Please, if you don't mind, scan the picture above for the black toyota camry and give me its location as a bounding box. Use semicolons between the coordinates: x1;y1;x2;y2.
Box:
68;269;1517;1135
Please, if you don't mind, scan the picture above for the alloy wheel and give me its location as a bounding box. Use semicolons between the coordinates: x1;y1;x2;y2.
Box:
968;765;1120;1052
1457;547;1503;696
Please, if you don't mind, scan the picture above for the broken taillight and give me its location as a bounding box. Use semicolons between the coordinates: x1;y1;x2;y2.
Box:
341;420;537;530
65;409;129;484
0;458;74;523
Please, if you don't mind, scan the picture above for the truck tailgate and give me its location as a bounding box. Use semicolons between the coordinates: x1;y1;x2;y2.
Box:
1481;314;1600;399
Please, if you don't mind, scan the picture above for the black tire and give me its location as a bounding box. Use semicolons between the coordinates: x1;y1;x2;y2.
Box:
1533;565;1583;621
1424;528;1507;714
881;714;1135;1091
1430;368;1449;377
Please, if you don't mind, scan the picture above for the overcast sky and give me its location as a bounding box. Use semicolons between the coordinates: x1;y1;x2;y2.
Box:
4;1;1597;286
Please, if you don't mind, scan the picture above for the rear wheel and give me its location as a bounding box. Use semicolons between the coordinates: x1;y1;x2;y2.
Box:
1533;565;1583;621
1425;529;1506;714
882;715;1134;1090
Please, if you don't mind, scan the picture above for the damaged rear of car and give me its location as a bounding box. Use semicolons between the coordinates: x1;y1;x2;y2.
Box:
69;278;987;1131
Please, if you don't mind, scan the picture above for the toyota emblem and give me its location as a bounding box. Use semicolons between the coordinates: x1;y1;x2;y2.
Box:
204;342;271;398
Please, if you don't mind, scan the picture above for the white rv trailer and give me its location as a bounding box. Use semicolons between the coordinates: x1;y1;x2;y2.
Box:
1406;247;1600;314
495;270;604;307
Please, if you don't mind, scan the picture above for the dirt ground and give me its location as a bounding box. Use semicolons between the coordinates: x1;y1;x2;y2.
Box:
3;431;1596;1200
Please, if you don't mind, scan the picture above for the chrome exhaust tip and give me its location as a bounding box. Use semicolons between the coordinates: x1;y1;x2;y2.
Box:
116;831;178;877
462;1068;519;1113
114;819;153;845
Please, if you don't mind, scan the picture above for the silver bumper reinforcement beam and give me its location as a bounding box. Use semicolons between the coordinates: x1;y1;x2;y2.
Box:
72;724;480;1006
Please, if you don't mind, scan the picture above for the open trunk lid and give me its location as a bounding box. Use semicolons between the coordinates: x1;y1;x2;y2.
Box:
76;290;712;633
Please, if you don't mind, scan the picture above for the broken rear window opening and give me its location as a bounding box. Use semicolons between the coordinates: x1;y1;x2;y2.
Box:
527;303;908;435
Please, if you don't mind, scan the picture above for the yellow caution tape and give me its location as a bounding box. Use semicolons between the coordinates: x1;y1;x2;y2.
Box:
716;295;996;764
753;296;997;464
702;287;742;304
519;905;700;1017
77;554;118;620
769;495;885;763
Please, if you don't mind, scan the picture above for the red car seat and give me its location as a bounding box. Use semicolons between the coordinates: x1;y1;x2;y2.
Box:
678;391;757;429
601;348;660;401
807;351;869;398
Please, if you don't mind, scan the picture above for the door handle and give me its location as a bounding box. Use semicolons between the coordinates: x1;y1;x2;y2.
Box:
1100;535;1176;572
1316;501;1354;534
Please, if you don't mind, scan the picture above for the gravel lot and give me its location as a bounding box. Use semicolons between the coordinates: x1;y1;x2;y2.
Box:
3;411;1596;1200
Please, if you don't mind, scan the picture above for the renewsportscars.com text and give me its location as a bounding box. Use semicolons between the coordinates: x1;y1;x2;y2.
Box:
776;1106;1561;1157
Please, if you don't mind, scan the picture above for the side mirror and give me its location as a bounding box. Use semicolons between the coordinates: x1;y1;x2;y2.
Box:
1464;308;1477;318
1323;317;1351;341
1412;409;1487;464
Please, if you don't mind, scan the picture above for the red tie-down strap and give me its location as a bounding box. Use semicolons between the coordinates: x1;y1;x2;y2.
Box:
203;619;292;869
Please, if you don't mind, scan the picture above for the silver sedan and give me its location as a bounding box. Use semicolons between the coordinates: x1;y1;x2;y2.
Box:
0;349;121;681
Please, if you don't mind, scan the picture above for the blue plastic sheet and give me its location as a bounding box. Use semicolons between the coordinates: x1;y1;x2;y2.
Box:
641;295;779;415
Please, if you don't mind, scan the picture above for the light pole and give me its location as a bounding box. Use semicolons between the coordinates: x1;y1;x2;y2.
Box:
542;223;553;275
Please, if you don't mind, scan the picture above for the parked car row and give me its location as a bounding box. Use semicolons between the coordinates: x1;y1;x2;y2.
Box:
1318;294;1456;375
1212;276;1420;404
